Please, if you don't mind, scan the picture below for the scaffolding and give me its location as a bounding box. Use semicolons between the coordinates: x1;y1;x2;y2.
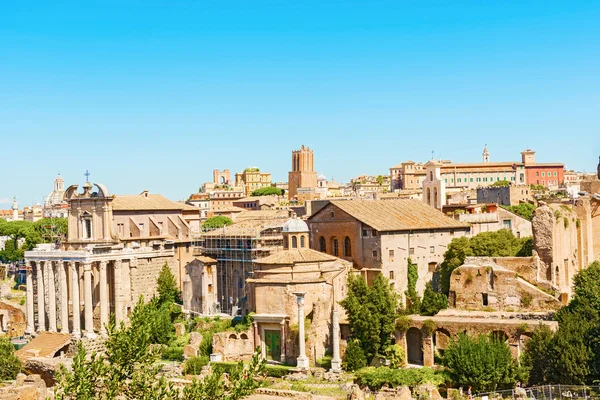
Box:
191;221;285;315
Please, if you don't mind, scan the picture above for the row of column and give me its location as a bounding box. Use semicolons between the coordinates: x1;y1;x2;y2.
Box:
26;259;125;337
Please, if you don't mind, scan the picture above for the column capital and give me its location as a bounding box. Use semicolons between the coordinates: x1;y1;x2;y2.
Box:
115;259;123;267
99;260;107;270
83;262;92;272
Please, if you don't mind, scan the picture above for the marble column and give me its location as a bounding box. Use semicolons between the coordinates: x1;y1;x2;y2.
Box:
330;310;342;372
253;322;259;353
293;292;309;369
83;262;95;338
60;261;69;334
99;260;108;335
36;262;46;332
25;262;35;334
114;260;123;324
70;262;81;338
46;261;57;332
280;320;286;364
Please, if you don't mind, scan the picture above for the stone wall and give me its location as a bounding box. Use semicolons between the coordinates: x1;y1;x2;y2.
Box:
0;300;26;337
130;255;176;302
212;328;255;362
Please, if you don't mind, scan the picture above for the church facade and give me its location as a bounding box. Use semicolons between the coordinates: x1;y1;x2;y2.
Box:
24;181;211;338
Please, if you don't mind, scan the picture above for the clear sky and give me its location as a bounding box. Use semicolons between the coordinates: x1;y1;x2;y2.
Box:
1;1;599;206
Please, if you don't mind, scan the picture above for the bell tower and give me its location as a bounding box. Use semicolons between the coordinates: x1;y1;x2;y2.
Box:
288;145;318;200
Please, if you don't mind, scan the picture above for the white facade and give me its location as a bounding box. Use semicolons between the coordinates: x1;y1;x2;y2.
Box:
422;161;446;210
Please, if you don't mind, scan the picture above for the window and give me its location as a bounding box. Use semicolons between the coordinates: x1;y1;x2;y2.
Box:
291;236;298;248
470;178;474;182
343;237;352;257
409;247;415;255
330;211;335;218
117;223;124;236
389;271;394;280
482;293;488;306
284;236;289;248
139;223;144;233
82;218;92;239
372;250;378;258
428;262;437;272
450;230;455;236
362;229;368;237
332;238;339;256
430;246;435;253
503;220;512;230
542;172;545;177
536;172;539;176
186;243;190;253
554;171;557;176
389;249;395;258
372;230;378;237
319;236;326;252
300;235;305;248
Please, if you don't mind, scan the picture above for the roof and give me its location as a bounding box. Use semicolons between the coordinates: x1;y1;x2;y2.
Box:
202;218;285;237
256;248;338;264
112;193;194;211
15;332;71;361
312;199;469;231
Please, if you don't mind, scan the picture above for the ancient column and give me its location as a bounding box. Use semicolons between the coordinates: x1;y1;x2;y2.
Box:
253;322;259;353
293;292;309;369
280;320;286;364
71;262;81;338
330;310;342;373
99;260;108;335
114;260;123;324
60;261;69;334
25;262;35;334
83;262;95;338
36;262;46;332
46;261;57;332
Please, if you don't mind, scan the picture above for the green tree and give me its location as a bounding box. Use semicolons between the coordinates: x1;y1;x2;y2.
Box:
376;175;385;186
0;336;21;380
251;186;283;196
521;325;554;385
55;342;106;400
440;231;533;294
157;263;180;305
440;333;524;392
343;339;367;372
501;203;537;221
490;180;511;187
202;216;234;230
33;217;68;241
405;258;420;313
420;282;448;316
340;273;399;361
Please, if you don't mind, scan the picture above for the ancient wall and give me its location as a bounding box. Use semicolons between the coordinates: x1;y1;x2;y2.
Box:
212;329;254;362
130;255;177;303
463;256;539;285
0;300;26;337
450;264;560;312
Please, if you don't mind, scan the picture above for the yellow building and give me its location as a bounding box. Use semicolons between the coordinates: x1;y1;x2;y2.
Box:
235;168;272;195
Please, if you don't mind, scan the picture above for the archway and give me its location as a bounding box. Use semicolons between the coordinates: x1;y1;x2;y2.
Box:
406;327;424;365
343;237;352;257
434;328;452;356
319;236;326;252
491;330;508;343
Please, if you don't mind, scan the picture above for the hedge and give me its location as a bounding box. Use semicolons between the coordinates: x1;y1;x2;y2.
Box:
354;366;445;390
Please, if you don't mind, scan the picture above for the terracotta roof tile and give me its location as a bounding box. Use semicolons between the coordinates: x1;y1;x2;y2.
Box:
318;199;469;231
112;194;192;211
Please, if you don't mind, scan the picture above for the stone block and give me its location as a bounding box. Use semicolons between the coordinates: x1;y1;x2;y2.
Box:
174;323;186;336
209;353;222;362
189;332;202;347
183;345;198;359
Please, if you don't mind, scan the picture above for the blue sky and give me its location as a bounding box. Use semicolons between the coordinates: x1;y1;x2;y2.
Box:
1;1;599;205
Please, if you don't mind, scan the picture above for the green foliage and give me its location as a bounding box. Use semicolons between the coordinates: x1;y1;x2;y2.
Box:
55;342;106;400
376;175;385;186
440;230;533;294
182;351;265;400
405;258;421;313
202;216;234;230
264;364;294;378
33;217;68;240
157;263;181;305
383;344;406;368
501;203;537;221
316;355;332;369
0;218;68;262
490;180;511;187
0;336;21;380
250;186;283;196
343;339;367;372
162;345;184;361
232;312;254;333
354;366;445;390
183;356;210;375
395;315;412;333
340;273;399;361
420;282;448;316
521;325;555;385
439;333;525;392
421;319;436;337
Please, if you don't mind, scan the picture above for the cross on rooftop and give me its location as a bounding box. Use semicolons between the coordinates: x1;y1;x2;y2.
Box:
84;170;91;182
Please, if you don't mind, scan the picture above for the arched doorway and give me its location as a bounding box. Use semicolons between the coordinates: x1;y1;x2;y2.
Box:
406;327;424;365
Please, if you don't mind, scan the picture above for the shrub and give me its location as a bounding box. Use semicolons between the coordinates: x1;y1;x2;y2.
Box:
264;364;294;378
210;361;238;374
384;344;406;368
19;297;25;306
521;293;533;308
251;187;283;196
422;320;437;337
396;316;412;333
316;355;332;369
420;283;448;316
343;340;367;372
202;216;234;230
0;336;21;380
161;345;183;361
183;355;209;375
354;366;445;390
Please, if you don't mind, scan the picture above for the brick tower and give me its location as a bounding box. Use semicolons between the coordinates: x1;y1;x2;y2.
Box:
288;145;318;200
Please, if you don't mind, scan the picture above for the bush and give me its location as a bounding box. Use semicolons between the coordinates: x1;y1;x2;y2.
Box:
343;340;367;372
316;355;332;369
384;344;406;368
0;336;21;380
396;315;412;333
265;364;294;378
210;361;238;374
251;187;283;196
202;216;234;230
420;283;448;316
354;366;445;390
183;356;209;375
162;345;184;361
422;320;437;337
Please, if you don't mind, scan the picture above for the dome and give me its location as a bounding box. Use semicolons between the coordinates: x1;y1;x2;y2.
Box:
318;173;327;181
282;218;309;233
